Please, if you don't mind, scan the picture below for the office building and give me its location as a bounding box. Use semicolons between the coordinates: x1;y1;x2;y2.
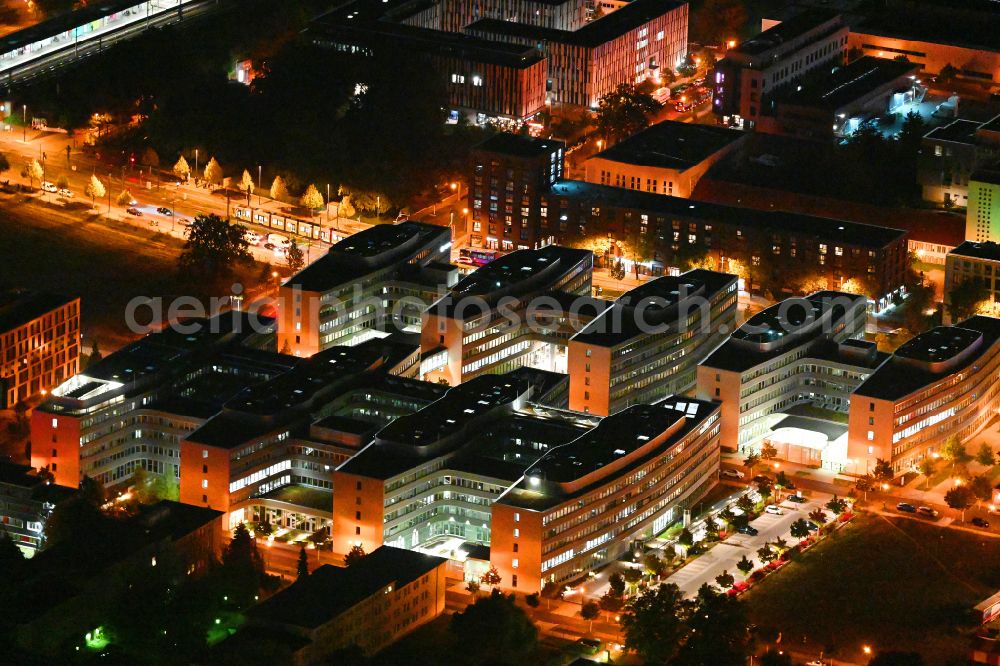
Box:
31;313;281;489
491;396;721;592
968;166;1000;243
568;269;738;416
468;133;565;251
0;289;79;408
244;547;447;660
697;292;887;469
712;10;848;128
583;120;748;198
848;316;1000;476
0;462;75;554
278;221;457;357
921;116;1000;208
420;245;596;386
945;241;1000;321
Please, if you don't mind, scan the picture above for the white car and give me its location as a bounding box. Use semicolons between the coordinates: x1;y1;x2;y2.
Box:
58;188;73;198
41;181;57;193
243;231;262;245
721;469;745;480
764;504;783;515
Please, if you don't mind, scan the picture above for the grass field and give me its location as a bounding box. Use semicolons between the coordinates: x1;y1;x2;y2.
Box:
745;513;1000;664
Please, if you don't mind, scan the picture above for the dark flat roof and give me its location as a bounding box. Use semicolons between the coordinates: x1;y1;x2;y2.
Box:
547;180;907;248
0;289;75;333
773;57;918;110
853;6;1000;53
592;121;746;171
924;119;984;145
950;241;1000;262
474;132;564;158
0;0;155;53
972;167;1000;187
734;8;841;57
249;546;446;629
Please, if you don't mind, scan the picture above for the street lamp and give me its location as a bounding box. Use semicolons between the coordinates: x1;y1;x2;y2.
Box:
22;104;26;144
194;149;199;182
257;165;262;205
863;645;872;656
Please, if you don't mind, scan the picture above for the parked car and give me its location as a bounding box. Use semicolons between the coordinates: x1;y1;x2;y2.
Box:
576;638;601;655
244;231;262;245
805;521;819;532
917;506;939;518
721;469;745;480
58;188;73;198
156;206;172;216
764;505;783;515
41;181;57;193
737;525;759;536
753;475;772;484
896;502;916;513
971;517;991;528
126;207;143;216
787;494;807;503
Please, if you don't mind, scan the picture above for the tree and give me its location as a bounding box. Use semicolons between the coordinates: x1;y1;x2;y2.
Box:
178;214;253;281
270;175;289;201
757;544;777;563
480;565;502;587
941;435;972;468
117;188;134;206
873;458;894;483
220;523;264;607
0;152;9;176
621;583;689;665
774;470;791;489
790;518;812;539
595;83;661;144
678;527;695;550
0;528;25;573
918;457;937;486
24;158;43;188
173;155;190;180
736;494;754;514
826;495;848;515
760;441;778;464
84;174;106;209
580;600;600;632
969;475;994;504
345;543;366;566
466;580;480;597
296;545;309;579
643;552;667;580
525;592;540;609
743;452;760;474
623;566;643;594
140;147;160;168
715;569;735;589
938;63;958;82
608;571;627;598
675;585;752;666
808;508;828;525
599;589;624;617
948;279;989;322
975;443;996;468
239;169;255;204
944;485;975;521
736;555;754;576
56;174;69;190
286;240;305;272
299;183;325;214
450;589;537;664
203;157;223;185
719;505;736;527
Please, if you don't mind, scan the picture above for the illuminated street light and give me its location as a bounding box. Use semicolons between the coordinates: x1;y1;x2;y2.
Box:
863;645;872;656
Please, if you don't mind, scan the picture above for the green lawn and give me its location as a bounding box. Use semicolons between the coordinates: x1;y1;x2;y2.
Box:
745;513;1000;664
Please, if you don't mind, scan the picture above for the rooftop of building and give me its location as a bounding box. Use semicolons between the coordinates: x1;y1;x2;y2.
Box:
0;289;75;333
980;115;1000;135
500;397;719;510
924;118;987;145
248;546;446;630
0;0;153;54
854;316;1000;401
591;121;746;172
772;57;919;111
547;180;907;248
284;221;451;293
732;8;842;57
852;2;1000;53
971;166;1000;187
950;241;1000;262
258;483;332;513
571;269;736;347
733;291;863;344
0;462;76;502
473;132;565;159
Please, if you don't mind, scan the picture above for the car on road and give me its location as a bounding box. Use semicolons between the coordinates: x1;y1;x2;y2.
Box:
126;207;143;217
971;517;991;528
896;502;916;513
753;475;772;484
737;525;759;536
721;469;745;480
156;207;172;216
58;188;73;198
244;231;262;245
786;494;807;503
917;506;939;518
764;505;783;515
575;638;601;655
41;181;57;193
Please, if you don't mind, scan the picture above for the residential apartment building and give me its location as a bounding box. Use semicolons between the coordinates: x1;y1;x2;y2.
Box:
921;116;1000;208
278;221;457;357
491;396;721;592
968;166;1000;243
713;9;848;128
30;313;282;489
567;269;738;416
468;133;565;251
583;120;747;199
945;241;1000;321
331;371;588;557
0;289;79;407
848;316;1000;475
246;547;447;660
697;292;887;469
0;462;75;554
420;245;596;387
